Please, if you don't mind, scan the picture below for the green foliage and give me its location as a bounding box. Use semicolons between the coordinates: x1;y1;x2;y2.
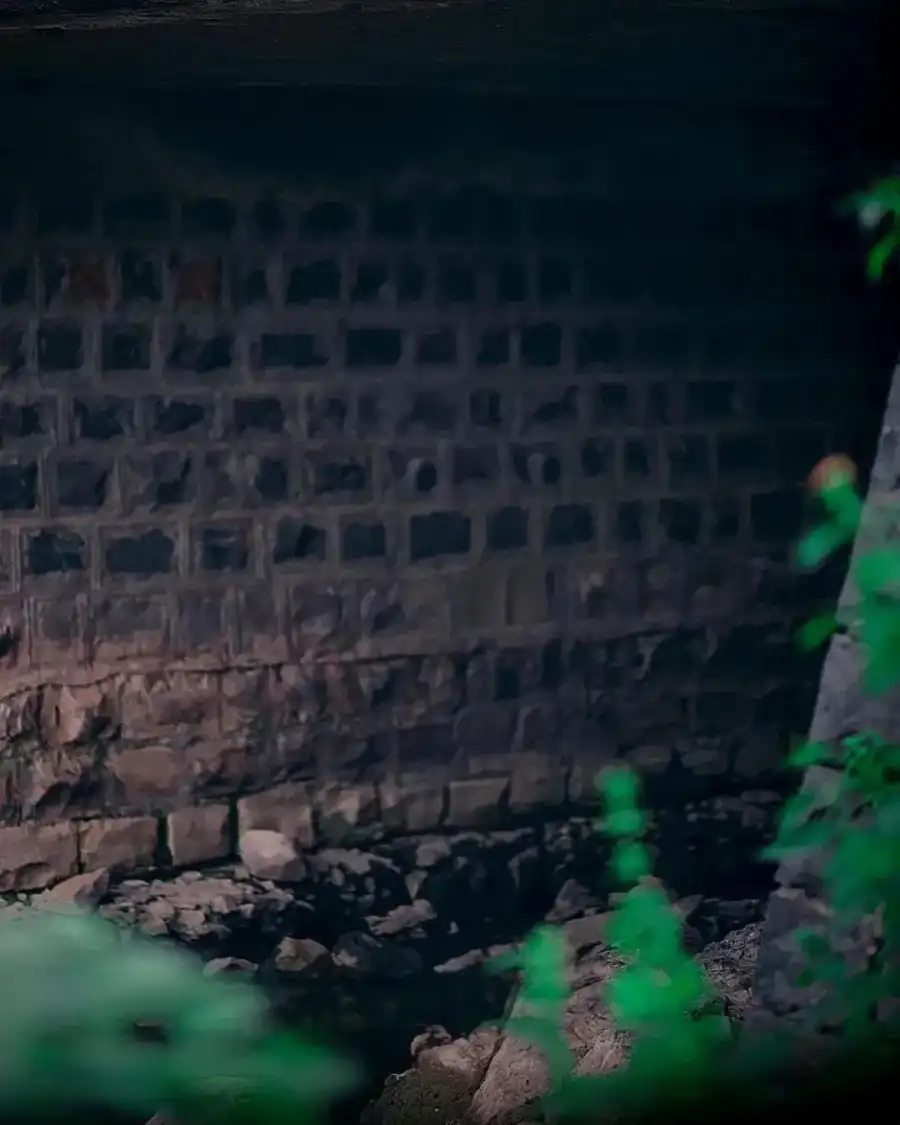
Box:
587;770;731;1107
488;926;574;1087
0;907;358;1124
766;456;900;1035
843;175;900;281
501;167;900;1112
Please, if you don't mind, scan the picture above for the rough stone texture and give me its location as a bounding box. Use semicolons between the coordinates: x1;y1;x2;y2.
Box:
365;920;762;1125
0;88;894;891
0;818;765;960
167;802;232;867
751;360;900;1029
239;828;307;882
0;818;768;1123
0;822;79;891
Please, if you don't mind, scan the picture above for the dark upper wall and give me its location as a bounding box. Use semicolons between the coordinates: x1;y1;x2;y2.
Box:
0;0;893;112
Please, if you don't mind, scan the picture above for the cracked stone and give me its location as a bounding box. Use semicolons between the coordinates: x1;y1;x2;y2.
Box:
238;829;307;883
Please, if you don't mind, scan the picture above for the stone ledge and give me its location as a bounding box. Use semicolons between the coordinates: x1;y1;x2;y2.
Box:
0;765;785;894
0;760;575;892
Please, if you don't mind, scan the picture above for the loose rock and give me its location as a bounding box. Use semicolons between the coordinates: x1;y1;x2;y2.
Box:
368;920;764;1125
239;830;307;883
333;931;423;979
272;936;331;976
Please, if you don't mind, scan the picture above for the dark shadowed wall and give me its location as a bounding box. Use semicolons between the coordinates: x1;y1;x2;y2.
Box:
0;88;895;890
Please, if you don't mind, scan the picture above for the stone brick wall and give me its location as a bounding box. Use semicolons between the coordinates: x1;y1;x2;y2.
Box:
0;93;894;891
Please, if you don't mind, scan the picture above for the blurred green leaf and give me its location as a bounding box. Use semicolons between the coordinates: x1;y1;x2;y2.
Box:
611;840;651;883
797;613;838;651
597;765;642;812
0;908;357;1120
786;740;832;768
868;225;900;281
796;523;849;569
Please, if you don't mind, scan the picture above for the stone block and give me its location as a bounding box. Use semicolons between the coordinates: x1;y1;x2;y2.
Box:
238;829;306;882
508;755;568;811
238;783;316;847
109;745;182;807
88;596;171;663
79;815;159;872
40;683;118;748
568;757;615;805
504;563;556;627
0;822;79;891
445;777;509;829
167;803;233;867
447;567;506;632
36;868;110;908
378;780;446;834
315;784;378;844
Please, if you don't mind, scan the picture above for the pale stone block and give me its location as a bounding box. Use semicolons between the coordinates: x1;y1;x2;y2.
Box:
167;803;233;867
237;783;315;846
78;815;158;872
238;829;306;882
0;821;79;892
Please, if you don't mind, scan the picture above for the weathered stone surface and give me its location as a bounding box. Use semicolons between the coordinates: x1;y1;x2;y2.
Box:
238;828;307;882
99;868;299;946
508;754;568;811
368;899;437;937
271;935;331;975
119;671;220;744
367;921;762;1125
445;778;509;829
0;822;79;891
0;686;112;823
79;816;159;872
332;931;423;979
238;784;316;846
315;783;378;843
203;956;258;977
110;745;183;807
752;366;900;1027
35;867;111;907
167;803;233;867
39;684;116;747
379;780;445;834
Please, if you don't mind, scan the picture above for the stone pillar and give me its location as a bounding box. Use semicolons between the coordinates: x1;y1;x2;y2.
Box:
749;357;900;1028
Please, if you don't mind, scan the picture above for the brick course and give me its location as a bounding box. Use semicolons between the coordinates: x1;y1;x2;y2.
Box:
0;99;889;887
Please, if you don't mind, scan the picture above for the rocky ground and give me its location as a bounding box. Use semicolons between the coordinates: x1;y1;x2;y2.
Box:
0;815;773;1125
362;919;762;1125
